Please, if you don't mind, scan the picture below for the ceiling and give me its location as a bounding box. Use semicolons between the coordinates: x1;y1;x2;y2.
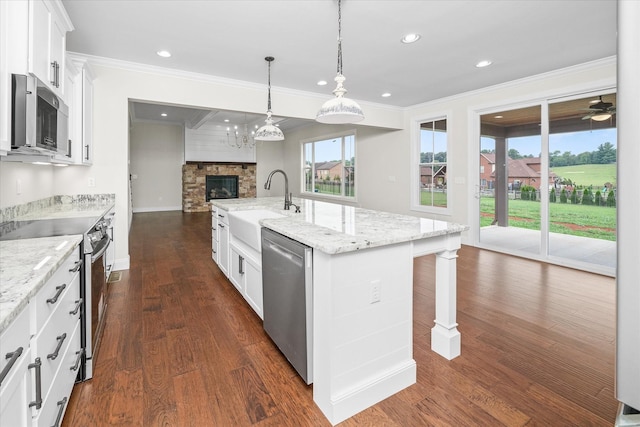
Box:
63;0;617;128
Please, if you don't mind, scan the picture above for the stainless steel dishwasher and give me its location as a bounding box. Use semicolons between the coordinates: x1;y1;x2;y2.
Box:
261;227;313;384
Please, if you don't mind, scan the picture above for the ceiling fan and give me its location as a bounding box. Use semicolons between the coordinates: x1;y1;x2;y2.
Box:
582;95;616;121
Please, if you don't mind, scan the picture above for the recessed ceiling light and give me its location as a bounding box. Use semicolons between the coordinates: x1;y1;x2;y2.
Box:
161;113;167;117
381;92;391;98
317;80;328;86
157;50;172;58
476;60;492;68
494;115;503;118
224;119;230;122
401;33;421;44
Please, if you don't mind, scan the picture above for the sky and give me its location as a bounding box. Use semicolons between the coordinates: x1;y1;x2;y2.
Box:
482;128;618;157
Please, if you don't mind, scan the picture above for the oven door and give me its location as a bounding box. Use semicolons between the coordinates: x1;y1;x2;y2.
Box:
84;234;109;379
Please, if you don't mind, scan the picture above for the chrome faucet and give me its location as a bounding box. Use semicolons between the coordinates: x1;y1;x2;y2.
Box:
264;169;295;211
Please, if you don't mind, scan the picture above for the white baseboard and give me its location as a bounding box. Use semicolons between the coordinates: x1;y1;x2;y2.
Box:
113;256;130;271
132;206;182;213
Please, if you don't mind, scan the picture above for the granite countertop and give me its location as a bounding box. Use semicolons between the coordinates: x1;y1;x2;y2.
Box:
15;199;114;221
0;235;83;333
211;197;468;254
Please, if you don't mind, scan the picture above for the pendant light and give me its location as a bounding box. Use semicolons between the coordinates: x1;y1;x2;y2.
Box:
255;56;285;141
316;0;364;124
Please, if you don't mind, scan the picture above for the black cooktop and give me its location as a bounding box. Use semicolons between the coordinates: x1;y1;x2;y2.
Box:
0;217;99;241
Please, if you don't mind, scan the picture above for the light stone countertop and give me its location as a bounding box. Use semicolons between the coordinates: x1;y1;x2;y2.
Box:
15;200;114;221
0;235;83;333
211;197;468;254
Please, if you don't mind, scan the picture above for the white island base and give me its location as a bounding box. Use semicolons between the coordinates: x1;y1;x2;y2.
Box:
312;233;462;425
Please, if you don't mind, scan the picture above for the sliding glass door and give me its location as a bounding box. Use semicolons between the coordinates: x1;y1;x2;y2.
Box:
477;92;616;274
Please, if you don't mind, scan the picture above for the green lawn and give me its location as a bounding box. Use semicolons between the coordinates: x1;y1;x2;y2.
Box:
551;164;617;188
480;197;616;241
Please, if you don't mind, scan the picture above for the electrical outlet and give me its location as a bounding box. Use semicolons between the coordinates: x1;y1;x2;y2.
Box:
88;177;95;187
371;280;381;304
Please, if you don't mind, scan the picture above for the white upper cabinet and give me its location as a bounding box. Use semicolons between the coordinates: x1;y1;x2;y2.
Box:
66;56;94;165
28;0;73;97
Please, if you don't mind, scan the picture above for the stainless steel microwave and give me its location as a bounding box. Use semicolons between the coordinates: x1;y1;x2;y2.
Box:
11;73;69;156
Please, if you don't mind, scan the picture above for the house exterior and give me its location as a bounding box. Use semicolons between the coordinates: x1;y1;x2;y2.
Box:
420;164;447;188
315;161;342;181
481;154;556;190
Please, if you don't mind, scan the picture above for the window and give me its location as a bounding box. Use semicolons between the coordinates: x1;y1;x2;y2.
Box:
417;118;448;209
302;132;355;199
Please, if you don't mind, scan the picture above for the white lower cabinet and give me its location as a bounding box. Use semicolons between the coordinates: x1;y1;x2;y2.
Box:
0;307;32;426
229;240;264;319
217;213;230;277
0;243;81;426
211;209;219;263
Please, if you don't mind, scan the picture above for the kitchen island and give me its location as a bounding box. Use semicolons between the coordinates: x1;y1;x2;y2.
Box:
211;197;468;425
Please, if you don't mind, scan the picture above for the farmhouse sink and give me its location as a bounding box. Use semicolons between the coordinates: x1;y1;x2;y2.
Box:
228;209;285;251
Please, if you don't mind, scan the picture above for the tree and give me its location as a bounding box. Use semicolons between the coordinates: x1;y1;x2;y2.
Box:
606;190;616;207
593;142;617;164
560;188;568;203
582;187;594;205
595;190;603;206
570;188;579;204
550;188;557;203
508;148;523;159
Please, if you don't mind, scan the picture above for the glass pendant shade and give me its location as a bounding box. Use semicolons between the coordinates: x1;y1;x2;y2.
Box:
316;0;364;124
316;74;364;124
255;111;284;141
255;56;285;141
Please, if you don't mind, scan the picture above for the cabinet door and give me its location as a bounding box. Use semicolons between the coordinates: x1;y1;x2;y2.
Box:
81;68;93;164
244;259;263;319
0;306;32;426
28;0;50;86
218;222;229;277
0;0;11;153
229;246;243;293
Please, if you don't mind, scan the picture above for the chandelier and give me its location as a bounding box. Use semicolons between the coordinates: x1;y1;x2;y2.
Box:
226;122;257;149
316;0;364;124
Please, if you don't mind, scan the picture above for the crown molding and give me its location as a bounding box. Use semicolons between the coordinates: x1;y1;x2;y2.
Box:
66;52;404;114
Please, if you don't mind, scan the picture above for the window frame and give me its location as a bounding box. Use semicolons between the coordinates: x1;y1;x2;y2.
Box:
410;112;451;215
300;130;358;203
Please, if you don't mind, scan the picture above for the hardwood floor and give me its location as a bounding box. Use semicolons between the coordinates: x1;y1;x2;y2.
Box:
63;211;618;426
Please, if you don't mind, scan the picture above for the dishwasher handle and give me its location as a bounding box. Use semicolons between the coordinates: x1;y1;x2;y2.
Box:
263;238;303;267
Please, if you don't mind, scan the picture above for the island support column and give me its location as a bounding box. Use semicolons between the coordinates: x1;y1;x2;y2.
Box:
431;246;461;359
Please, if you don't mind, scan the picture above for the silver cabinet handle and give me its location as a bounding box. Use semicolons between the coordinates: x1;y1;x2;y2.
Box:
52;397;68;427
84;144;90;160
218;213;225;219
0;347;24;386
219;224;225;229
69;298;83;316
47;334;67;360
28;357;43;409
69;259;83;273
46;284;67;304
71;349;84;372
239;255;245;275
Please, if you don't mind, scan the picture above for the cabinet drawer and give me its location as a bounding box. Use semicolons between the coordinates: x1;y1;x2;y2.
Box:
32;321;81;427
31;245;81;332
216;209;229;226
32;273;80;402
0;305;30;387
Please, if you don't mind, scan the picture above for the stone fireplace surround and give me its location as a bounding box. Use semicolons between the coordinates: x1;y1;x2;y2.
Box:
182;162;256;212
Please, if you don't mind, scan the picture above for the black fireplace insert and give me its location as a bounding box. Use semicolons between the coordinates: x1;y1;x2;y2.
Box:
206;175;239;201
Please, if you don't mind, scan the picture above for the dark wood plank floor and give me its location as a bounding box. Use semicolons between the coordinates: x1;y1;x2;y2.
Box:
63;211;618;426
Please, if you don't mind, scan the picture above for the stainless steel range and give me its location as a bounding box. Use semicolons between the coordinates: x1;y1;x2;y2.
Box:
0;211;114;381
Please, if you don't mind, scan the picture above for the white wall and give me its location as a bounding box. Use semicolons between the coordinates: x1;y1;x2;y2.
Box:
0;55;616;268
37;60;402;268
129;121;183;212
0;162;55;208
